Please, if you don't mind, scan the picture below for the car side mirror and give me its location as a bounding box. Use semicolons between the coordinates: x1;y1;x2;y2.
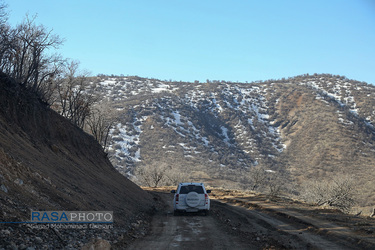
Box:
171;190;176;193
206;190;211;193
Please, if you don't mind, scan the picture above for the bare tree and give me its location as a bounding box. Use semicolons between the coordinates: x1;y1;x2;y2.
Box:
54;60;97;128
134;163;169;188
15;16;63;88
0;3;16;74
86;103;118;149
265;172;284;197
302;174;357;212
0;14;64;102
133;162;191;187
245;166;268;191
0;1;8;25
242;167;286;197
163;167;189;186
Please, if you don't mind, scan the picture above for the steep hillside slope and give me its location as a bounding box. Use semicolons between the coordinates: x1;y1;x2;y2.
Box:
87;74;375;207
274;82;375;205
0;73;152;226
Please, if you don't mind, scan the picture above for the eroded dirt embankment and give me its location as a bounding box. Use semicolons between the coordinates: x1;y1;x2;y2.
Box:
0;73;153;249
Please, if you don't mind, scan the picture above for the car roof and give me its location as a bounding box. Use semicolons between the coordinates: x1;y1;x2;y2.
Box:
178;182;204;186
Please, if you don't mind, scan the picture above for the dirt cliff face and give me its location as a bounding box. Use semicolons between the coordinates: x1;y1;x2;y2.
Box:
0;73;152;226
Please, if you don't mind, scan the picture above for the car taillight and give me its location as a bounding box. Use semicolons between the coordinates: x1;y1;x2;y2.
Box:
176;194;179;204
205;194;208;204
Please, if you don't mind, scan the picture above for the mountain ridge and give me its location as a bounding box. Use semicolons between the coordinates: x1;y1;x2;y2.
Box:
89;73;375;208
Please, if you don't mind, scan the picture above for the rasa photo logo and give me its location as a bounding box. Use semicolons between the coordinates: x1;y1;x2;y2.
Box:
30;211;113;223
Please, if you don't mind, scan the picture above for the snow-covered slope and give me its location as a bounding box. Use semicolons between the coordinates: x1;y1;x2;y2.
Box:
90;77;286;176
297;74;375;128
86;74;375;205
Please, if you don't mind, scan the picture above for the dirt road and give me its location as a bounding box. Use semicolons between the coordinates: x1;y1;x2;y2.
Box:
126;191;375;249
126;191;263;249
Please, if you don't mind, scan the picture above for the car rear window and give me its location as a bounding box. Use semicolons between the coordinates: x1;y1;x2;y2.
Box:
179;185;204;194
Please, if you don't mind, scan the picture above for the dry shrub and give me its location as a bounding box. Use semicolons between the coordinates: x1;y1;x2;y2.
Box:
242;166;286;197
133;162;189;187
301;174;357;212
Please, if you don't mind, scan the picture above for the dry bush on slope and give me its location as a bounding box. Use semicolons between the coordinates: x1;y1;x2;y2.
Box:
133;162;189;187
301;174;357;212
240;166;291;198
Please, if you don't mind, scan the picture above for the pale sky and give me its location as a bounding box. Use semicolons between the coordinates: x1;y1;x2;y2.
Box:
6;0;375;84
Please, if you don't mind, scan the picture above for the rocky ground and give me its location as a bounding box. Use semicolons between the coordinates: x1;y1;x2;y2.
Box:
0;212;152;249
2;188;375;249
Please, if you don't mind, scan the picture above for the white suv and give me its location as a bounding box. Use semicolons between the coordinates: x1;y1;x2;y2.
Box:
171;183;211;216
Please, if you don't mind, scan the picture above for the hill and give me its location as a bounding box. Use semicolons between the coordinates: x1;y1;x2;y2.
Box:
0;73;152;247
88;74;375;210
